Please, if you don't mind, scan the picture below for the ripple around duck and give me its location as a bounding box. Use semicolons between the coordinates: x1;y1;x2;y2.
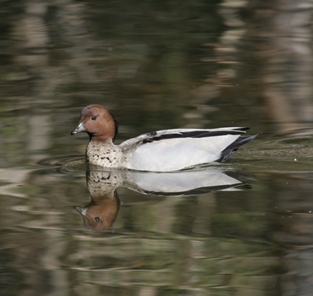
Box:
37;155;87;173
232;135;313;173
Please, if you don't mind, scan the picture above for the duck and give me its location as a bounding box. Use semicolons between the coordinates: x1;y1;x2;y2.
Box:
71;104;256;172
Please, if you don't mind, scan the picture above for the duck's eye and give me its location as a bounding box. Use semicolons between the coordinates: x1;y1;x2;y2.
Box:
95;217;100;222
91;116;97;121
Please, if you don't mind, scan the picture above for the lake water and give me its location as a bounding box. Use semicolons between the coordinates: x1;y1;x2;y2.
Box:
1;1;313;296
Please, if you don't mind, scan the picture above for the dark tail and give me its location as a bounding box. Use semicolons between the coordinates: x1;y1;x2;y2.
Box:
218;134;257;162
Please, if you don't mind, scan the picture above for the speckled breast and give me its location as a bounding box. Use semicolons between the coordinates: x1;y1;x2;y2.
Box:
86;141;122;168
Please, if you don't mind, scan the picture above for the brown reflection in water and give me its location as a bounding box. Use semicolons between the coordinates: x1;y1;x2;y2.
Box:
270;173;313;296
249;2;313;134
75;192;120;231
13;1;103;94
75;171;120;231
271;174;313;246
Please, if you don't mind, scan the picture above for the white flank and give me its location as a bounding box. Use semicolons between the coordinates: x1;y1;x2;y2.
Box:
126;133;240;172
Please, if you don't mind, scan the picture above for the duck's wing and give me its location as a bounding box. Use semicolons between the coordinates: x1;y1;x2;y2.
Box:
120;127;255;172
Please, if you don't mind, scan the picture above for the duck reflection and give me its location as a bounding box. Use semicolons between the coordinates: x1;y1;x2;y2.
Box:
74;171;121;231
75;167;248;231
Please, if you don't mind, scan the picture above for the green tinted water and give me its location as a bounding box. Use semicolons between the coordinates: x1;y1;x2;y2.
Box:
1;1;313;295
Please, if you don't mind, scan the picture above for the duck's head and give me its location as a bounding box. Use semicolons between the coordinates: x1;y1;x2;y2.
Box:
71;104;118;141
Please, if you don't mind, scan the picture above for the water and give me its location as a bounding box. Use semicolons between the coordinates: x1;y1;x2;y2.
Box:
1;1;313;295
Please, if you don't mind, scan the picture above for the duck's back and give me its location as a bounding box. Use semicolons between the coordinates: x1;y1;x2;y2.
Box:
121;128;255;172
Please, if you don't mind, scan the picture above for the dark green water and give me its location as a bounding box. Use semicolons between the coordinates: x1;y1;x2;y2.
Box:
1;1;313;296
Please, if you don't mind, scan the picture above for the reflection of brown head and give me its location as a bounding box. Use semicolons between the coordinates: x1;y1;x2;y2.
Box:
75;190;120;231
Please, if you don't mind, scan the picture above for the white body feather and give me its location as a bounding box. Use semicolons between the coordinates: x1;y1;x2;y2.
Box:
118;127;250;172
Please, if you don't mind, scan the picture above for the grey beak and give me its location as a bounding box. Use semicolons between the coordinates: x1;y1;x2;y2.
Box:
74;206;87;216
71;122;85;135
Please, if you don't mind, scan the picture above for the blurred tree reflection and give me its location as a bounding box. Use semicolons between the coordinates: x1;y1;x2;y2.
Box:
245;1;313;134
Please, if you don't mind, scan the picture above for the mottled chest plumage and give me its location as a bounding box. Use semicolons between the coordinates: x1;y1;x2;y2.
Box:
86;140;122;168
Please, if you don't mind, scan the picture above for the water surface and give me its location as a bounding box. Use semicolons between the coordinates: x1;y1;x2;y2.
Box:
1;1;313;296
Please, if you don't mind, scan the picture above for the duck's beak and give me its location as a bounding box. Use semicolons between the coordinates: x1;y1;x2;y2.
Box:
71;122;85;135
74;206;87;216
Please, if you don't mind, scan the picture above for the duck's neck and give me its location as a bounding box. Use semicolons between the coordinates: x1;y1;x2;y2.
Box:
88;133;113;142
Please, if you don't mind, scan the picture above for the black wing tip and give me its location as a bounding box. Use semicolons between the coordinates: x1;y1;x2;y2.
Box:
218;133;257;162
231;127;250;133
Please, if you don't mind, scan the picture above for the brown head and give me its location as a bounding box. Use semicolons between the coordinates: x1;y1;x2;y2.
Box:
71;104;118;141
